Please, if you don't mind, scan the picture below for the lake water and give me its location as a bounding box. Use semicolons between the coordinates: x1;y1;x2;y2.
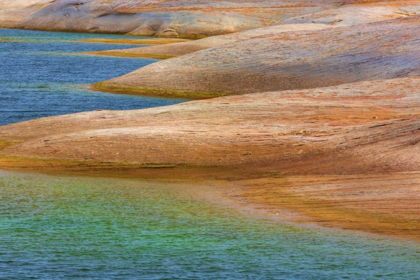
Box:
0;171;419;279
0;28;186;126
0;29;419;279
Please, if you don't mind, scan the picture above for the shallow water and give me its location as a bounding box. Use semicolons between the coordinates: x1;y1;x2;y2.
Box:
1;29;419;279
0;171;419;279
0;28;186;126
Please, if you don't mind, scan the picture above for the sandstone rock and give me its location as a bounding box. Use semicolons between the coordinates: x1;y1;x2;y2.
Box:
86;1;420;59
2;77;420;172
7;0;343;38
284;1;420;26
3;78;420;240
86;23;333;59
2;78;420;241
0;0;51;27
94;15;420;98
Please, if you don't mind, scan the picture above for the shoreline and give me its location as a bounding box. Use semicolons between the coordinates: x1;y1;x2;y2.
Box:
90;82;229;99
1;77;420;242
3;167;417;248
84;51;178;60
0;154;418;243
1;16;420;243
77;38;191;45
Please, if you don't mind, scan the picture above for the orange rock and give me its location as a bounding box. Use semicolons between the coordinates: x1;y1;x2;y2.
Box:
1;78;420;240
95;15;420;98
2;0;341;37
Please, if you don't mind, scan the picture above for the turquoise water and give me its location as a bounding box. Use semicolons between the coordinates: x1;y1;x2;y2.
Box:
0;28;186;126
0;171;419;279
1;29;419;279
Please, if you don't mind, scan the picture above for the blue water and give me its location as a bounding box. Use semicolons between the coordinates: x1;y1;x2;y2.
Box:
0;28;186;126
0;29;419;279
0;171;419;279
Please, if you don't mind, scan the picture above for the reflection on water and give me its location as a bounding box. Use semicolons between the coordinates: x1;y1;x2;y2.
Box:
0;171;419;279
0;28;186;126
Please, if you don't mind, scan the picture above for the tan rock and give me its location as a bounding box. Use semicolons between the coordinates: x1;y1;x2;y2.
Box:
87;1;420;59
86;23;333;59
2;76;420;240
2;78;420;240
94;15;420;98
0;0;51;27
2;78;420;171
2;0;342;37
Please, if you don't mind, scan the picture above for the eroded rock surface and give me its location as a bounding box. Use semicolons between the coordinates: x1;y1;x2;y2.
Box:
284;0;420;26
86;23;333;59
95;15;420;97
86;0;420;59
1;78;420;240
1;0;420;241
2;78;419;171
1;0;343;37
0;0;51;27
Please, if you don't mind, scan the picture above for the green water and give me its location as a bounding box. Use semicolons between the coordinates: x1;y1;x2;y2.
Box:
0;171;419;279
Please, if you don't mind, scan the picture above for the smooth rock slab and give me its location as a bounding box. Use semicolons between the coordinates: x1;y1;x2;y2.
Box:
0;0;359;37
96;15;420;97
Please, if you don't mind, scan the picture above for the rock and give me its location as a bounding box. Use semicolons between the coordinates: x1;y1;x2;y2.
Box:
0;0;51;27
85;1;420;59
85;23;333;59
93;15;420;98
4;0;342;38
2;77;420;172
2;77;420;241
284;1;420;26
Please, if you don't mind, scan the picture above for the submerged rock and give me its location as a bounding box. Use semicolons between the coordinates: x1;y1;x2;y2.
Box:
2;76;420;241
1;0;420;241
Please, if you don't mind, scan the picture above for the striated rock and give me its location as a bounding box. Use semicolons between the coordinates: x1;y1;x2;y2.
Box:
0;0;51;27
4;0;344;38
86;23;333;59
2;0;419;38
94;15;420;98
2;0;420;242
2;77;420;172
1;77;420;240
284;0;420;26
86;1;420;59
2;0;420;38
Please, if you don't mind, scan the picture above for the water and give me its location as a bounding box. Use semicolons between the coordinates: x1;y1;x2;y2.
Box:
0;28;186;126
0;171;419;279
0;29;419;279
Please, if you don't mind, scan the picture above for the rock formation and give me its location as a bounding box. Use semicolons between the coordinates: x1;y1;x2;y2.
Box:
0;0;51;27
1;78;420;240
1;78;419;170
93;15;420;98
0;0;344;37
85;23;333;59
1;0;420;240
84;1;420;59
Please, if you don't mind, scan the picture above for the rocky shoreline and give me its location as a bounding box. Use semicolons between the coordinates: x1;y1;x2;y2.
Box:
1;0;420;241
